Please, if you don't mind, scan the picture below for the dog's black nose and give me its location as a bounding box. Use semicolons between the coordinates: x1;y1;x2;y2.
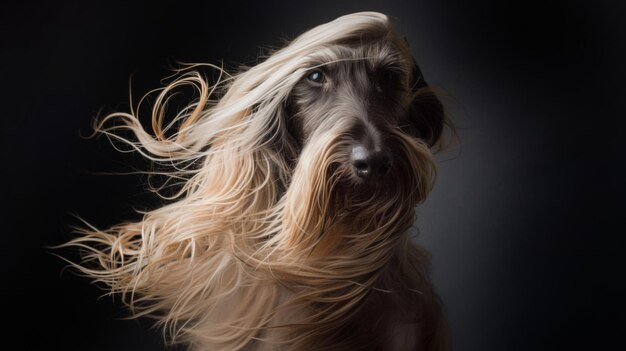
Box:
350;145;392;180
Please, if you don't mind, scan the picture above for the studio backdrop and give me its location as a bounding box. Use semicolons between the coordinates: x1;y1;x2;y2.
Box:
1;1;624;350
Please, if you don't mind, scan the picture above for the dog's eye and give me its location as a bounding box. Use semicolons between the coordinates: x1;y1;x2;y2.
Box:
307;70;325;83
379;69;400;86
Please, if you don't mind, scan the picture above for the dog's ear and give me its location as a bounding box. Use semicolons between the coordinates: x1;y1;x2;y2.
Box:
404;57;445;148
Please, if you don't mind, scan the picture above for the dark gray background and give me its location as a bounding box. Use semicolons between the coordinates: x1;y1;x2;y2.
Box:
1;0;624;350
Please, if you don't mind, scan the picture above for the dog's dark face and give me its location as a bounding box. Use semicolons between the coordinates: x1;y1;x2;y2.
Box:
286;39;444;188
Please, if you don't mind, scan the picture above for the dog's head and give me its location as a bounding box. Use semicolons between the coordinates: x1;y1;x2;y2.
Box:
237;13;447;237
285;33;442;183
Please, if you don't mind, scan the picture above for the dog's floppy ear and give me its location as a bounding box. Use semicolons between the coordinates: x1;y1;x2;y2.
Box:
404;57;445;148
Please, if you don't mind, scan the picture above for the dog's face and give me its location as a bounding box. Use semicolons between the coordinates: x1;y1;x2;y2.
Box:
285;38;444;190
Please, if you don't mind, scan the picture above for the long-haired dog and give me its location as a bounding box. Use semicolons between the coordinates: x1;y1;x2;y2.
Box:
62;12;452;351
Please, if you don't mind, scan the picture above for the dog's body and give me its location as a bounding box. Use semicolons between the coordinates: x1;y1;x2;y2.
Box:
64;12;451;350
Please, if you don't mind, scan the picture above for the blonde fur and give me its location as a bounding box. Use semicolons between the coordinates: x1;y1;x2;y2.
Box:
61;12;451;350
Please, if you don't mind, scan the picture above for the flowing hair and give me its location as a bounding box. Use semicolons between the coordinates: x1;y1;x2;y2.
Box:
60;12;449;350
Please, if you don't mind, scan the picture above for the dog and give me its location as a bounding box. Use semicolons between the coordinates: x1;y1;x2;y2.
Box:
63;12;452;351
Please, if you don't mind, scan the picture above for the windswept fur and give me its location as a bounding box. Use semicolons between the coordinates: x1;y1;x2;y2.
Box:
61;12;452;350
